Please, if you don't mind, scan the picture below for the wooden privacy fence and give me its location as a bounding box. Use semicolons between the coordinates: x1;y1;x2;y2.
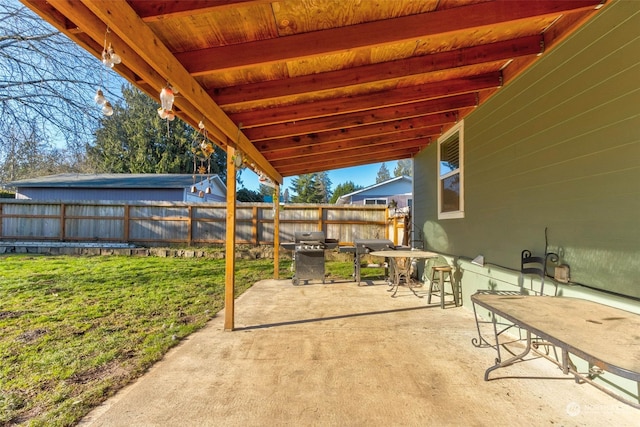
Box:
0;200;406;246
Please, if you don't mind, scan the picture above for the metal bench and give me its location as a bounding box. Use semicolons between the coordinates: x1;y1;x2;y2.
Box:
471;292;640;408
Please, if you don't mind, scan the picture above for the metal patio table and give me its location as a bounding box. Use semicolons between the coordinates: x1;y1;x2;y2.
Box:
370;249;438;297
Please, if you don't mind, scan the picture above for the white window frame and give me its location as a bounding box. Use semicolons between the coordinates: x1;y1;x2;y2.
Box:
437;121;464;219
364;198;387;205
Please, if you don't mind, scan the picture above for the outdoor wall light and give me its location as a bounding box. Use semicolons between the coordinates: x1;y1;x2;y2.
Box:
471;255;485;266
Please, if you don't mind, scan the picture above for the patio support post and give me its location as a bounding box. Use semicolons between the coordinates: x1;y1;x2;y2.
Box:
274;184;280;279
224;144;237;331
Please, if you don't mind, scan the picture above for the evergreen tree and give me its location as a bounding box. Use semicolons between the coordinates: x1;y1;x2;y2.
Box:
87;85;226;182
258;184;274;199
394;159;413;177
376;163;391;183
289;172;332;203
237;188;263;202
329;181;363;203
314;171;332;203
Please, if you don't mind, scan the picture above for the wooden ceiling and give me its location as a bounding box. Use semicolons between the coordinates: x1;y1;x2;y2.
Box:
22;0;607;184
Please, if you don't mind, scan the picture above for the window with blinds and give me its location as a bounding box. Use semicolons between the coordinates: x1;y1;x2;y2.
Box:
437;121;464;219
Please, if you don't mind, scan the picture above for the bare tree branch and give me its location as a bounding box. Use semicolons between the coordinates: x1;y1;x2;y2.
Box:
0;0;125;165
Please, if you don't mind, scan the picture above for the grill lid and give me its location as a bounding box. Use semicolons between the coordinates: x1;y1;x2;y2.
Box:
295;231;326;243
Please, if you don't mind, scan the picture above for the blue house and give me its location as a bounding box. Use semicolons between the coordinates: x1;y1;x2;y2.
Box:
336;175;412;209
10;174;227;203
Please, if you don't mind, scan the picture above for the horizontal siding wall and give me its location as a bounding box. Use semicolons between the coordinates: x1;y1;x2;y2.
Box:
414;1;640;299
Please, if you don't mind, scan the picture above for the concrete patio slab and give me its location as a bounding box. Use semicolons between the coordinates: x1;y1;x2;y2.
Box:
80;279;638;426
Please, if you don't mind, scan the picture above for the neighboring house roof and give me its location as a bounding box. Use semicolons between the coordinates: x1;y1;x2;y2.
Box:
9;173;215;189
9;173;227;202
337;175;412;204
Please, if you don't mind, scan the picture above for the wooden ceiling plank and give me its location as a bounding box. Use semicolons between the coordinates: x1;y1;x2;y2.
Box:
77;0;282;184
255;113;456;152
244;93;477;141
213;35;543;107
177;0;602;75
230;73;498;127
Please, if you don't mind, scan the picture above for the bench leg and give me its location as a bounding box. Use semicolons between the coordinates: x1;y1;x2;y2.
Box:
485;330;532;381
471;302;494;348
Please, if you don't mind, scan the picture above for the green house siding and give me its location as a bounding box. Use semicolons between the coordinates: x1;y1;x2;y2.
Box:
414;1;640;299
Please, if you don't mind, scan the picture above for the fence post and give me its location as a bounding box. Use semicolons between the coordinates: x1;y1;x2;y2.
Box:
273;186;280;279
124;204;130;242
60;203;65;241
252;206;259;245
187;205;193;246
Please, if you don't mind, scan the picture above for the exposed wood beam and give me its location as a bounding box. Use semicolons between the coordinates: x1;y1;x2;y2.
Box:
78;0;282;184
262;126;442;161
213;35;543;107
132;0;268;22
224;143;237;331
231;73;499;127
275;143;427;176
176;0;602;75
244;93;477;141
254;113;456;152
44;0;231;148
542;7;605;54
270;137;432;167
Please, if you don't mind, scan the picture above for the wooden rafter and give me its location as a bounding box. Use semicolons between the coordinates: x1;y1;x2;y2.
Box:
21;0;606;179
175;0;601;75
212;35;543;108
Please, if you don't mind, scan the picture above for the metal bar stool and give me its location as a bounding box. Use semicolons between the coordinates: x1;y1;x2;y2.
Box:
427;265;459;308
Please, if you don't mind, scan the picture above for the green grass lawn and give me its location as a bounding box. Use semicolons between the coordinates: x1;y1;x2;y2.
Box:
0;254;383;426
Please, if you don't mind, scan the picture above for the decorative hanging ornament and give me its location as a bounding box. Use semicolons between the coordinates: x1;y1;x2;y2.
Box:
93;27;120;117
158;85;176;121
102;101;114;116
101;43;121;68
94;89;106;105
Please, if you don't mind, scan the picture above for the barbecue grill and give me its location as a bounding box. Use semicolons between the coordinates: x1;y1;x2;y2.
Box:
288;231;338;285
339;239;396;284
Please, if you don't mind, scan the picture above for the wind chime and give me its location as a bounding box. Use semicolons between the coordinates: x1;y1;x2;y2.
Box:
191;121;215;197
156;84;177;137
94;27;121;116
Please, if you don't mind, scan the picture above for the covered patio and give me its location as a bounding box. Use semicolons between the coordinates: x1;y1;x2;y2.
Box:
79;279;638;426
21;0;640;418
21;0;612;330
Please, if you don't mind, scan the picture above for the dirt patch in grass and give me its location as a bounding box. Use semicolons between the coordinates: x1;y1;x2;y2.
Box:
0;311;29;320
15;328;48;343
67;360;131;386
